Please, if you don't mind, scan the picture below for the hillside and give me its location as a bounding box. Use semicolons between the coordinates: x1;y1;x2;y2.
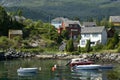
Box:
1;0;120;21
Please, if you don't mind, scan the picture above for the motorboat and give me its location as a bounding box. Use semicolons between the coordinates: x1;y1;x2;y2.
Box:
72;64;101;70
17;67;38;73
68;58;94;67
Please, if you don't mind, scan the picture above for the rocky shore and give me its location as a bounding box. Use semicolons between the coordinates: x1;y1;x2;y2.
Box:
0;49;35;60
0;49;120;63
36;53;120;63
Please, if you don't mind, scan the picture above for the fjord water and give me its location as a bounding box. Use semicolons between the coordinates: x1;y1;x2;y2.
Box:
0;59;119;80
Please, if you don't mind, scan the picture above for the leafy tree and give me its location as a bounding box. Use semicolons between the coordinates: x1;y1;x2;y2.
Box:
0;6;11;36
100;18;108;27
106;32;119;49
85;39;91;52
65;39;74;52
17;9;22;17
76;35;81;43
61;30;69;40
106;38;115;49
113;32;119;45
78;46;81;52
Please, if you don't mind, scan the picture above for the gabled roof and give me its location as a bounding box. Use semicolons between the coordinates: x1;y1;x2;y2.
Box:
109;16;120;22
64;20;81;27
51;17;69;23
81;26;105;34
82;22;96;27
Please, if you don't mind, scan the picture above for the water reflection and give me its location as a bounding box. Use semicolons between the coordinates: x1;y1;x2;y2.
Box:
0;59;118;80
18;72;37;77
71;69;102;80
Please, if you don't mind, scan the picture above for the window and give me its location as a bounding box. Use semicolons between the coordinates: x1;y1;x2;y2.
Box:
92;34;98;37
90;42;95;44
84;34;90;37
81;40;85;45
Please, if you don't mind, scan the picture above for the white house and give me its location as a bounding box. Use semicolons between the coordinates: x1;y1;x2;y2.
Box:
78;26;107;47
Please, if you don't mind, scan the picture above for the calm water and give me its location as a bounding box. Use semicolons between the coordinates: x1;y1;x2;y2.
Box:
0;58;119;80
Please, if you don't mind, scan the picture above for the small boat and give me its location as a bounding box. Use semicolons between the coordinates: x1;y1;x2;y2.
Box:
17;67;38;73
68;58;94;67
73;64;101;70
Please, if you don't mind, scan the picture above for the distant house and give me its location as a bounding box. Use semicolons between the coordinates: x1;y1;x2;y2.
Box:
78;26;107;47
82;22;96;27
51;17;69;29
109;16;120;26
63;20;81;39
51;17;81;39
109;16;120;38
9;30;23;39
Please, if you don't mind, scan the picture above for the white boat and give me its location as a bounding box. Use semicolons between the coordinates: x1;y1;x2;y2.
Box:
73;64;101;70
17;67;38;73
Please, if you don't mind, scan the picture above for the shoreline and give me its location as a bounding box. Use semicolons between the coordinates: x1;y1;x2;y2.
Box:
1;49;120;64
35;53;120;63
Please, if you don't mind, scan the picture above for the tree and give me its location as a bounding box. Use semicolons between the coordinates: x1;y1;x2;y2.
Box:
17;9;23;17
0;6;11;36
106;32;119;49
100;18;108;27
61;30;69;40
85;40;91;52
78;46;81;52
113;32;119;45
65;39;74;52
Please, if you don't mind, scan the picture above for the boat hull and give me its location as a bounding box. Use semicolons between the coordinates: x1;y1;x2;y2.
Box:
73;65;101;70
17;68;38;73
70;61;93;67
99;65;114;70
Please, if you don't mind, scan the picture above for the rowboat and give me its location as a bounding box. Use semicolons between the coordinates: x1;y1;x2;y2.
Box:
17;67;38;73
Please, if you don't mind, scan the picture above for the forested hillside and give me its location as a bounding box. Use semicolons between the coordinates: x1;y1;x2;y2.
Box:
1;0;120;21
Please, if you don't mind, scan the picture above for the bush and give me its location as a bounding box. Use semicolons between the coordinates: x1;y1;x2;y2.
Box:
65;39;74;52
85;40;91;52
71;51;80;55
21;48;44;53
117;43;120;53
92;44;103;51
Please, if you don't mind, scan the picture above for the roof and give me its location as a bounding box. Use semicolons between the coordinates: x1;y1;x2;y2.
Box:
9;30;23;34
109;16;120;22
51;17;69;23
82;22;96;27
81;26;105;34
64;20;81;27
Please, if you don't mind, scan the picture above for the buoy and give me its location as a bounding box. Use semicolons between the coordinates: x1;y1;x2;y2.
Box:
52;66;55;72
54;64;57;69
